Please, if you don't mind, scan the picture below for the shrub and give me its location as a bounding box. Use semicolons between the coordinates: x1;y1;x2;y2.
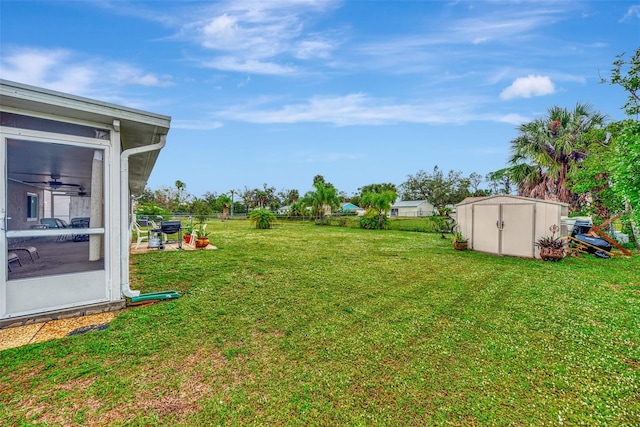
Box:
359;211;388;229
249;209;276;229
314;217;332;226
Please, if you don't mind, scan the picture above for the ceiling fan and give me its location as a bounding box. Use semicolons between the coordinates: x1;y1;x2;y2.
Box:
72;187;89;197
24;174;81;189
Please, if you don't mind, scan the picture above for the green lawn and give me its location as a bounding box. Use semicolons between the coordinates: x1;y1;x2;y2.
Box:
2;220;639;426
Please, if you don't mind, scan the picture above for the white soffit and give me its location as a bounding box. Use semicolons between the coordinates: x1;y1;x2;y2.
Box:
0;79;171;194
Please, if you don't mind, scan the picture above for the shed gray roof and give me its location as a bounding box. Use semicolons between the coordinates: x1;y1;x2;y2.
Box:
456;194;568;207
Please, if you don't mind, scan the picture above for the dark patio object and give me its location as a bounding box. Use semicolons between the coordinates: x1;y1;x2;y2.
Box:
571;219;613;258
70;217;90;241
158;221;182;250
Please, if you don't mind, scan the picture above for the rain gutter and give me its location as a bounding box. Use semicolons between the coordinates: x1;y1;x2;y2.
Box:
119;132;166;298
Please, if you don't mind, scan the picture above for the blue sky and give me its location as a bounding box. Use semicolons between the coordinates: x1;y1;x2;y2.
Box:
1;1;638;199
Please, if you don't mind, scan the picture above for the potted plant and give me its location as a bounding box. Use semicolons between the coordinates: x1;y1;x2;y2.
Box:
536;224;565;261
195;224;210;248
452;230;468;250
183;224;193;243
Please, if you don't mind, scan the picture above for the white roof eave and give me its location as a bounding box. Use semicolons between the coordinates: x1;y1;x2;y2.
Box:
0;79;171;195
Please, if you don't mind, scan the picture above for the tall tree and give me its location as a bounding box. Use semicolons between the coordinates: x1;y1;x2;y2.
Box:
506;102;606;210
486;169;514;195
240;186;255;211
313;174;335;188
468;172;483;194
215;194;232;214
277;188;299;206
399;166;471;210
313;175;326;185
303;181;339;221
153;180;192;212
601;46;640;241
565;124;623;221
361;190;397;229
358;183;398;196
191;198;212;223
202;191;218;211
601;47;640;118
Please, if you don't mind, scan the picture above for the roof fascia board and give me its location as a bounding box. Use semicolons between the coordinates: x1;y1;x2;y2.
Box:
0;79;170;129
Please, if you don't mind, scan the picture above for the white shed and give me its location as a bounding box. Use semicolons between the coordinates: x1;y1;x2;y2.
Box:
1;80;171;327
390;200;435;217
456;195;569;259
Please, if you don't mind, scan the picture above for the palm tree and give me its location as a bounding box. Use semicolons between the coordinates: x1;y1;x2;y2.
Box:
507;102;606;210
304;182;340;221
361;190;397;229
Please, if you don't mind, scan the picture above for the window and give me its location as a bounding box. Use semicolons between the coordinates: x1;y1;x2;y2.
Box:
27;192;38;221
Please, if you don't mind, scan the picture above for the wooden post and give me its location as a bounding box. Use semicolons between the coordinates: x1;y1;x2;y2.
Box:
590;225;632;256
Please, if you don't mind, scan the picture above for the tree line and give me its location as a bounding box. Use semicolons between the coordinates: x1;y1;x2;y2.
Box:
138;47;639;239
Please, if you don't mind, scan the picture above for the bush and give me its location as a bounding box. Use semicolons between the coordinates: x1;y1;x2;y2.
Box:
314;217;332;226
359;211;389;230
249;209;277;229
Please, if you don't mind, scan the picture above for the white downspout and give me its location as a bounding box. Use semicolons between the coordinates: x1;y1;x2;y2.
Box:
120;132;166;298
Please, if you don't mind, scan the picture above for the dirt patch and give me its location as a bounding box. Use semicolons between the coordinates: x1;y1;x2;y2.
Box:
42;349;228;425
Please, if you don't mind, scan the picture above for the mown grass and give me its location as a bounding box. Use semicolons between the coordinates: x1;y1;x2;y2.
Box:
1;220;639;426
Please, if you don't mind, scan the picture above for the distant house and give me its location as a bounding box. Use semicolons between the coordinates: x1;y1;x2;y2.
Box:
277;205;290;215
390;200;435;217
341;203;365;216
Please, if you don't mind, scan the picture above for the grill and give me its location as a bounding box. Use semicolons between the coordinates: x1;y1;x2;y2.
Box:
149;221;183;250
161;221;182;235
161;221;182;250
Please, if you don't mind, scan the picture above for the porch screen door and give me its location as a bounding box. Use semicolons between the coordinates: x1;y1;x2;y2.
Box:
2;135;108;319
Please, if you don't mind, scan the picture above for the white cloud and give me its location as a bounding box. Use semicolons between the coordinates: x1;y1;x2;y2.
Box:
179;1;341;74
294;39;335;59
450;7;567;44
212;93;500;126
0;46;173;96
500;75;555;100
202;56;297;75
621;5;640;21
495;113;530;125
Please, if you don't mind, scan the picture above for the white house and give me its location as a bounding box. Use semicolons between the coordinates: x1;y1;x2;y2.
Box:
1;80;171;327
277;205;290;215
390;200;435;217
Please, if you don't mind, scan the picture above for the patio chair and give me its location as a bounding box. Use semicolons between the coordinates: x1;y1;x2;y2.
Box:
8;252;21;272
10;246;39;262
188;228;198;247
133;222;149;249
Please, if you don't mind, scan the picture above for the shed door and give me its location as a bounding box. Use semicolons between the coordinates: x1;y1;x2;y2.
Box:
472;204;500;254
501;204;535;257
